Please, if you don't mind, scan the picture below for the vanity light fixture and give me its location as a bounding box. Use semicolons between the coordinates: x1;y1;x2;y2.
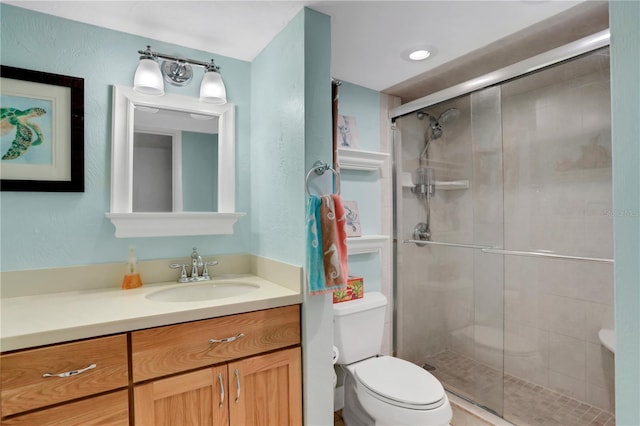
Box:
133;45;227;104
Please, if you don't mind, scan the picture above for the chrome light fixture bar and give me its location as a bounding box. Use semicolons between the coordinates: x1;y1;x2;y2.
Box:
133;45;227;104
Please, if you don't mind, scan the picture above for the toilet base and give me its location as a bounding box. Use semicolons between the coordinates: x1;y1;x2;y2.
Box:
342;372;375;426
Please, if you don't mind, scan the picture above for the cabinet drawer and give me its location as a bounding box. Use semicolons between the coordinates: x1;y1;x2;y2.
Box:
131;304;301;382
1;390;129;426
1;334;128;417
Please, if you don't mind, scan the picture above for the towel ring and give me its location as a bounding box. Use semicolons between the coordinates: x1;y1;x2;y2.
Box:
305;161;340;196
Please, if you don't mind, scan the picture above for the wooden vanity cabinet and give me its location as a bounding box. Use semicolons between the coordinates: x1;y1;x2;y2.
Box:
0;334;129;423
132;305;302;426
1;304;302;426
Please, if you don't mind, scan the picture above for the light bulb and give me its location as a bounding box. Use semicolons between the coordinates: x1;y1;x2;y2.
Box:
199;71;227;104
133;58;164;96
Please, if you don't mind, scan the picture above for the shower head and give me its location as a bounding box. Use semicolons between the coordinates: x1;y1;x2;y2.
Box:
438;108;460;125
417;108;459;124
418;107;460;161
430;108;460;140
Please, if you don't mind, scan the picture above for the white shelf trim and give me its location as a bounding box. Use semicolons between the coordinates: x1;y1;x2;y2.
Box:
338;148;389;176
105;212;245;238
346;235;389;255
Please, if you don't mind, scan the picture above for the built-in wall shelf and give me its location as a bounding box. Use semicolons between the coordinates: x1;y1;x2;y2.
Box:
347;235;390;255
338;148;389;176
434;180;470;190
400;172;469;190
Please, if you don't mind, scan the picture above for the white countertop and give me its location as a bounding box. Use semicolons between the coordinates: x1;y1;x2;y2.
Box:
1;274;302;352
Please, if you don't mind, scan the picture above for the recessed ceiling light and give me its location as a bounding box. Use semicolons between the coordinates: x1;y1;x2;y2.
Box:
401;45;436;63
409;49;431;61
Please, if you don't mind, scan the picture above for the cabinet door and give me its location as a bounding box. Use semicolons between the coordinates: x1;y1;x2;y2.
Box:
134;366;228;426
228;347;302;426
1;390;128;426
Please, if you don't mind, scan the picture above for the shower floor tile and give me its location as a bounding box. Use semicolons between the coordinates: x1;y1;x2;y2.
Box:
424;350;615;426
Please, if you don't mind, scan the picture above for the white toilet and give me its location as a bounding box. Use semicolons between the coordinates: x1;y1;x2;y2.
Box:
334;292;452;426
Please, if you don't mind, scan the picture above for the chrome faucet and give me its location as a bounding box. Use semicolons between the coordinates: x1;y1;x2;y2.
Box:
170;247;219;283
191;247;203;280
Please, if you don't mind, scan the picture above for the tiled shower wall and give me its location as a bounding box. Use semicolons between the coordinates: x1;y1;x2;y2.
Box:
396;47;614;413
500;49;614;411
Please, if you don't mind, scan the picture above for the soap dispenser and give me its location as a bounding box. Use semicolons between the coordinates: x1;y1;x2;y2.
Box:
122;246;143;289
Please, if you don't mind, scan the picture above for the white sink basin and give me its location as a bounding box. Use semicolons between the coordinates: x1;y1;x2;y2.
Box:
146;281;260;302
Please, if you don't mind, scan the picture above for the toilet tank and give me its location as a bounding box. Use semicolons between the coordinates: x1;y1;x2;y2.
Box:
333;292;387;364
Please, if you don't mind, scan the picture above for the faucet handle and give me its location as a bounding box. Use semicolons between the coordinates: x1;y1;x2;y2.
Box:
201;260;219;280
169;263;189;283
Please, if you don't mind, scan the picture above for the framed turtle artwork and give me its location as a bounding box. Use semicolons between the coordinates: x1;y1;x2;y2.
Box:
1;65;84;191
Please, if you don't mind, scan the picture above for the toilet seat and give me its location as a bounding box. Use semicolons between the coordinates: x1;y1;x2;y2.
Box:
354;356;446;410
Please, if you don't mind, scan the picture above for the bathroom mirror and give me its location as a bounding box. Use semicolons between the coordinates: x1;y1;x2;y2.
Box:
106;85;244;237
133;107;219;212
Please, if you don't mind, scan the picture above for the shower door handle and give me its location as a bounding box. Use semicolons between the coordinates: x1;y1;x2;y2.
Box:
480;248;613;264
404;239;491;250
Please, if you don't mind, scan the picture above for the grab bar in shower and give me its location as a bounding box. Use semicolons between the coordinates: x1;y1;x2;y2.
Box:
403;240;614;264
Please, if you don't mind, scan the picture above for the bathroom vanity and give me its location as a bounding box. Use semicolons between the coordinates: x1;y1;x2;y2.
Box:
0;256;303;425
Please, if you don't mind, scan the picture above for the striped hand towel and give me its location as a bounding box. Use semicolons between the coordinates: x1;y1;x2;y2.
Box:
307;194;349;295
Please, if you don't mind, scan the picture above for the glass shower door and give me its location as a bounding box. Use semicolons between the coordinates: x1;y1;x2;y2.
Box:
498;47;614;425
394;45;614;425
394;85;506;415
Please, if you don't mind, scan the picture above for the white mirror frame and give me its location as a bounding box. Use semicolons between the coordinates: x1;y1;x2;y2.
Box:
106;85;244;238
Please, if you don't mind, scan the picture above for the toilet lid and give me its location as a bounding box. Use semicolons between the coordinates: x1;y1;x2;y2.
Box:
354;356;445;409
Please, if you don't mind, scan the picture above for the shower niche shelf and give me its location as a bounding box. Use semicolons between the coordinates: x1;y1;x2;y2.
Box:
400;172;469;190
338;148;389;175
346;235;389;255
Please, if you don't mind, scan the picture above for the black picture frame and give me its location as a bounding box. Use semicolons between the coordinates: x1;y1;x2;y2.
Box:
1;65;84;192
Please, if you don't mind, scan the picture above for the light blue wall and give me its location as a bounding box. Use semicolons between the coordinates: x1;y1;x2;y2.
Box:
303;9;335;425
251;8;333;425
0;4;251;270
338;81;381;152
338;82;383;292
250;9;305;264
610;1;640;424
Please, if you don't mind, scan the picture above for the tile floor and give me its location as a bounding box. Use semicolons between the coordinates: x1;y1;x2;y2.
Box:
425;350;616;426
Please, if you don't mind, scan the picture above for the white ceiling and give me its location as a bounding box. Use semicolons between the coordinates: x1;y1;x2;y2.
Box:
6;0;584;92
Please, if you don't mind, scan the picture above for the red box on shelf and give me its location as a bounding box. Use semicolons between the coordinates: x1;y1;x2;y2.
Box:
333;276;364;304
